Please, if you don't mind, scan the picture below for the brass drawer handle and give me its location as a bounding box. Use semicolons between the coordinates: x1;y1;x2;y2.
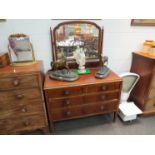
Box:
64;90;70;95
101;85;107;91
100;105;105;111
65;111;71;116
65;100;71;106
23;120;30;126
21;106;27;113
100;95;106;101
13;79;20;86
16;94;24;99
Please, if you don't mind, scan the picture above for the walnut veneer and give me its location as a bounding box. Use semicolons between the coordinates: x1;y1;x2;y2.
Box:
44;69;122;130
130;52;155;115
0;61;49;134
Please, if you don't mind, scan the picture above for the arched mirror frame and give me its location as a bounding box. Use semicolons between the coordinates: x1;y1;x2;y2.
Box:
51;20;104;68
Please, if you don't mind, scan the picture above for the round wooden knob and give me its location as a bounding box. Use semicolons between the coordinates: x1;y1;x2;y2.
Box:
65;111;71;116
16;94;24;99
100;95;106;101
64;90;70;95
65;100;71;105
23;120;30;126
13;79;20;86
21;107;27;113
101;85;107;91
100;105;105;111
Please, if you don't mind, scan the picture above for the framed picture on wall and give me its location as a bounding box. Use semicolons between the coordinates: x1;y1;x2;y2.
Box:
131;19;155;26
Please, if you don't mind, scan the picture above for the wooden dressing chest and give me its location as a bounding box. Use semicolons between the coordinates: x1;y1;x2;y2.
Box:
0;61;49;134
44;69;122;130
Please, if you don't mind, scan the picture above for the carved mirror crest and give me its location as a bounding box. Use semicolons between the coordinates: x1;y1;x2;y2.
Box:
51;20;103;68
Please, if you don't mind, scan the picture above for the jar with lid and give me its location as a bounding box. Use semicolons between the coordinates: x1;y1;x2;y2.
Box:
142;40;154;53
150;45;155;55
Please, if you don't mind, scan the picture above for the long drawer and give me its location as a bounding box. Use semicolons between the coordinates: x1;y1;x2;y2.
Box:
46;82;121;99
0;100;44;119
0;74;39;90
50;101;118;121
0;114;46;134
0;88;42;104
48;92;119;109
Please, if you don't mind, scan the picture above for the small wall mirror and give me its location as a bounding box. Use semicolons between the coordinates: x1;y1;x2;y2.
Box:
51;20;103;68
8;34;35;66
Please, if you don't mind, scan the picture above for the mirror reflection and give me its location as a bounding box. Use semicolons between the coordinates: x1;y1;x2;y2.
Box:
8;34;35;64
55;23;100;60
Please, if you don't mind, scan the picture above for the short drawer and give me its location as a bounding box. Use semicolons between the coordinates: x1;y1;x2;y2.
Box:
85;82;121;93
0;88;42;104
0;114;46;134
0;100;45;120
85;92;119;103
0;74;39;90
48;96;84;109
46;86;83;98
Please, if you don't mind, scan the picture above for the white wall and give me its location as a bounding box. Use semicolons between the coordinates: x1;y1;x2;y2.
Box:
1;19;155;73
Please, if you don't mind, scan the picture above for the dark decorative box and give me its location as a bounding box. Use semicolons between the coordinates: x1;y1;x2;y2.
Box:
0;53;10;68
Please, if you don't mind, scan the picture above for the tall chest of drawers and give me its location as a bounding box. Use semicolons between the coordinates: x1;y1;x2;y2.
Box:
0;61;49;134
44;69;122;130
130;52;155;115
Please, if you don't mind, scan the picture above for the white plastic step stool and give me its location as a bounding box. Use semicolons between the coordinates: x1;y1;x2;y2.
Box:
118;102;142;122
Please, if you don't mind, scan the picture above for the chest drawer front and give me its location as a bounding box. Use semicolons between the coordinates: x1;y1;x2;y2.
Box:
85;92;119;103
85;82;120;93
48;96;84;109
0;88;42;103
50;101;118;122
0;114;46;134
0;100;44;119
0;74;39;90
46;86;83;98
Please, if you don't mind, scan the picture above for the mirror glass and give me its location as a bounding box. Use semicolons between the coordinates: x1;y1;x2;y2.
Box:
52;21;103;68
8;34;35;65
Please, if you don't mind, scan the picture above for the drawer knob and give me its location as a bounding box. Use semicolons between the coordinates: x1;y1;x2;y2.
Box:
21;107;27;113
65;111;71;116
23;120;30;126
13;79;20;86
100;95;106;101
100;105;105;110
65;100;71;105
64;90;70;95
101;85;107;91
16;94;24;99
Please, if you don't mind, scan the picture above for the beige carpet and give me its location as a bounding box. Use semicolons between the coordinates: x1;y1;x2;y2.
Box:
30;114;155;135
